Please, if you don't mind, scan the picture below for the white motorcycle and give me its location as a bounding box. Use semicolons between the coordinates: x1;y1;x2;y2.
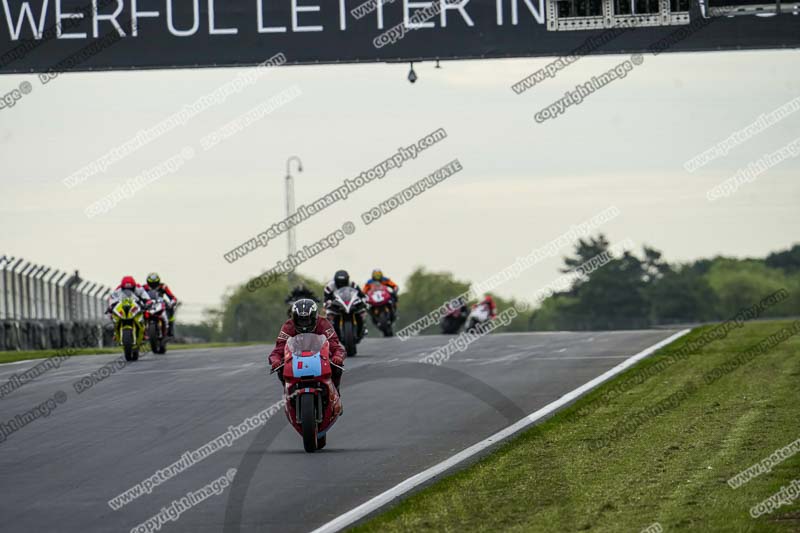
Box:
465;302;492;333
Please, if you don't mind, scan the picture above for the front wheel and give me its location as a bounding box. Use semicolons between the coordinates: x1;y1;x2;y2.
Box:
148;321;160;353
122;329;135;361
378;311;393;337
341;320;357;357
300;394;318;453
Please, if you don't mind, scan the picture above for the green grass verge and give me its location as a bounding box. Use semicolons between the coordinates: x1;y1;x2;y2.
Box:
0;341;265;364
353;320;800;533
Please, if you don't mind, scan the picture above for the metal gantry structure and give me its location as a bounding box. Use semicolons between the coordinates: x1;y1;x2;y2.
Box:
0;255;112;321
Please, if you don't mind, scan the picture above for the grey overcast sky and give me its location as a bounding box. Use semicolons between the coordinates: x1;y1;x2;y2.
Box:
1;49;798;321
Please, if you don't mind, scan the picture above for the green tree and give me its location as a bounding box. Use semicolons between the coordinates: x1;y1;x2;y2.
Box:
645;266;718;324
766;244;800;274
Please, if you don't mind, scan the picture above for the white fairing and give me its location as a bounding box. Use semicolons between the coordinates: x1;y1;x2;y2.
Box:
469;303;491;323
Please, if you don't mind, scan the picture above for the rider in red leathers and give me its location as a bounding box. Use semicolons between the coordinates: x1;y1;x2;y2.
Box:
481;294;498;319
143;272;178;337
269;299;346;392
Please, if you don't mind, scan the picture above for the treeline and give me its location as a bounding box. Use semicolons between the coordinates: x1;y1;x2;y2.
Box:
530;237;800;330
184;238;800;341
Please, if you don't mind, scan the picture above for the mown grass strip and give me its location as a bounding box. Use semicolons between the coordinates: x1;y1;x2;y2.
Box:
354;320;800;533
0;341;264;364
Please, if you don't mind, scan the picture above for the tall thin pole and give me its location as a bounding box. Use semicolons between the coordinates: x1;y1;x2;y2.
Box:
285;156;303;286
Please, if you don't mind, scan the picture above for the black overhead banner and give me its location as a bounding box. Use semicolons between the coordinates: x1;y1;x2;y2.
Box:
0;0;798;74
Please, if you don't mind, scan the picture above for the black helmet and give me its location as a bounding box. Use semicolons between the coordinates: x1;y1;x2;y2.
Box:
146;272;162;287
333;270;350;289
291;299;318;333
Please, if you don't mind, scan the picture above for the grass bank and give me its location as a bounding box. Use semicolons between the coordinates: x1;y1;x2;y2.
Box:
354;320;800;532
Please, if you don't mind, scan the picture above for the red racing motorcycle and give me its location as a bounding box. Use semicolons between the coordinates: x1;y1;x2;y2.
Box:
272;333;342;453
366;285;395;337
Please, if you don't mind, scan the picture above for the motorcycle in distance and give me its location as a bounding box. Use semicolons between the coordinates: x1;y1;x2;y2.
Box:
326;286;366;357
366;285;395;337
110;297;147;361
441;300;469;334
271;333;343;453
144;290;169;354
465;301;492;333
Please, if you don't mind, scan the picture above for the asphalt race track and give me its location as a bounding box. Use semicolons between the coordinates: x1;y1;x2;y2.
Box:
0;330;681;533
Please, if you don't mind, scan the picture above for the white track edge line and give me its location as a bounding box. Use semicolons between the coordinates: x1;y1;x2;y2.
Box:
309;328;692;533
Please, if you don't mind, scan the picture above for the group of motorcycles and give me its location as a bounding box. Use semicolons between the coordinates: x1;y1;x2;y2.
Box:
279;283;396;452
109;290;176;361
278;288;496;453
286;284;397;358
441;299;494;335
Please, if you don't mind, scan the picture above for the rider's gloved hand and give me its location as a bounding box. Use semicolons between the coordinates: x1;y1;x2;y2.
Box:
331;354;344;367
270;359;282;371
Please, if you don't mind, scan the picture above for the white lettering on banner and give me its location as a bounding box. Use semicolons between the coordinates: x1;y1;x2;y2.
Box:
1;0;545;42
